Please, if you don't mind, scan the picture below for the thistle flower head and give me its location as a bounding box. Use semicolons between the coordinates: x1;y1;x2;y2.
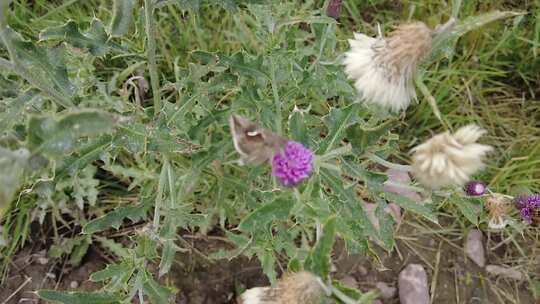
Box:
514;194;540;224
272;141;314;186
344;22;433;112
411;124;493;189
239;271;324;304
465;181;487;196
485;193;511;229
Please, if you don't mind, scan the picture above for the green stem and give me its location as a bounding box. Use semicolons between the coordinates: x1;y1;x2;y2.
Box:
0;57;14;72
153;158;169;231
415;74;450;131
270;57;282;134
366;152;412;171
144;0;161;116
0;0;8;29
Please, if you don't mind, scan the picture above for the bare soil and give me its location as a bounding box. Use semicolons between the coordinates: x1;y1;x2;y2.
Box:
1;216;537;303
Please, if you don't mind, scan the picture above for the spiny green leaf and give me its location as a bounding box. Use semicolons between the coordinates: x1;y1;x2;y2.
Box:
258;249;277;283
83;202;150;234
0;27;75;104
90;261;135;290
374;198;395;250
320;168;378;241
110;0;135;37
305;217;337;278
451;195;481;225
95;236;130;259
0;89;39;132
346;121;393;154
27;110;117;157
288;107;309;146
39;19;109;56
37;290;121;304
0;147;29;216
383;192;438;223
142;273;175;304
318;104;359;153
238;197;293;232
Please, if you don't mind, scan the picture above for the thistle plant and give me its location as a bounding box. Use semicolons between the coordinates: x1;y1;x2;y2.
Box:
0;1;529;303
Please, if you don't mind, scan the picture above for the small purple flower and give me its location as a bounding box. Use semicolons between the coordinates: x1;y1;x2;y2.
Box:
272;141;314;186
465;181;487;196
521;208;532;225
515;194;540;224
326;0;343;19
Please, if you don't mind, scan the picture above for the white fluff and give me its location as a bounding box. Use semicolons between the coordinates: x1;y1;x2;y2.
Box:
344;22;433;113
344;34;414;112
411;124;493;189
240;287;274;304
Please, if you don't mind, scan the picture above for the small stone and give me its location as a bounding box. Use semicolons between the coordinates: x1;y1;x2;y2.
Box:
398;264;430;304
464;229;486;267
486;265;523;280
70;281;79;289
37;257;49;265
376;281;397;299
383;169;422;202
340;275;358;289
357;265;368;276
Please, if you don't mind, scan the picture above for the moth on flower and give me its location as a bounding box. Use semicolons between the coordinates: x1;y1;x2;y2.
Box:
411;124;493;189
344;21;434;112
230;114;314;186
229;114;287;165
239;271;325;304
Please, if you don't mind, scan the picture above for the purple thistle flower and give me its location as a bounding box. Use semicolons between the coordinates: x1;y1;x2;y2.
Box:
272;141;314;186
515;194;540;224
465;181;487;196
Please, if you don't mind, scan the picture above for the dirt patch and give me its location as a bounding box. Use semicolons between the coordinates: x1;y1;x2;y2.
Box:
0;247;105;303
1;217;537;304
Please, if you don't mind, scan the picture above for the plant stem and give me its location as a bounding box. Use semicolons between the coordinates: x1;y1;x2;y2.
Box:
144;0;161;116
0;0;9;29
366;152;412;171
270;57;282;134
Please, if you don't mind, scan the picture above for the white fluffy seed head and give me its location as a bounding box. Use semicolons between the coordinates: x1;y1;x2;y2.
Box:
411;124;493;189
239;271;323;304
344;22;432;112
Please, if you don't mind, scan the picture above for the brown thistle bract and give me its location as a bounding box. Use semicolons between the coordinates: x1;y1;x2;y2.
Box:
485;193;511;228
376;22;433;82
239;271;324;304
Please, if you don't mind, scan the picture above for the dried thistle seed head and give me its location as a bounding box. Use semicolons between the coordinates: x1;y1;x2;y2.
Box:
411;124;493;189
344;21;433;112
239;271;324;304
485;193;511;229
378;22;433;79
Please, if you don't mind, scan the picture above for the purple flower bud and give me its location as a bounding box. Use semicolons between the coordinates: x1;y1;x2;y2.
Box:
465;181;487;196
515;194;540;224
326;0;342;20
520;207;532;225
272;141;314;186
